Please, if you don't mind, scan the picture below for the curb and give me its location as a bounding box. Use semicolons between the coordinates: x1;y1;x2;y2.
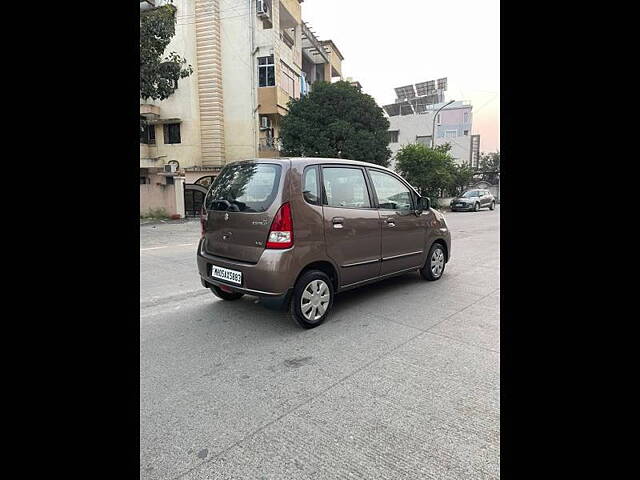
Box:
140;218;199;227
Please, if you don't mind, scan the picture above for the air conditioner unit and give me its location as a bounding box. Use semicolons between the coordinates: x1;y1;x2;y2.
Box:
260;116;272;129
164;163;177;173
256;0;270;18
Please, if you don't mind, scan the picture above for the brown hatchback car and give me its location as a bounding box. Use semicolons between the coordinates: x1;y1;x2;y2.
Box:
197;158;451;328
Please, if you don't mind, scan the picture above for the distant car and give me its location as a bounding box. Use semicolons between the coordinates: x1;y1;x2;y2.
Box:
450;189;496;212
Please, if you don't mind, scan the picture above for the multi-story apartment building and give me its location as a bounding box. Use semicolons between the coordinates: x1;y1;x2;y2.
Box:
382;80;479;171
139;0;344;217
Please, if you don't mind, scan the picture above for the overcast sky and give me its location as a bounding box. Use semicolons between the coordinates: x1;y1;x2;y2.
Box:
302;0;500;153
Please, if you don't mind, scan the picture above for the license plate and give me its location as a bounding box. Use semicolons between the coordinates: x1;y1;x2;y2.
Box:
211;265;242;285
456;203;464;207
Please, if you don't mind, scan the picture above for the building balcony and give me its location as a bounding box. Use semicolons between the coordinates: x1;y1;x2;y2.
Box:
258;86;291;116
280;0;302;24
140;103;160;120
281;29;295;49
320;40;343;80
140;155;166;169
140;142;167;169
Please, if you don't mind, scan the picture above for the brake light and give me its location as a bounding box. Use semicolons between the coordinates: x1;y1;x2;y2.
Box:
266;202;293;249
200;207;207;238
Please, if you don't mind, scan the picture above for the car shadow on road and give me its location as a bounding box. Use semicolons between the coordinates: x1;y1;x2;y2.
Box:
330;271;425;314
197;271;430;334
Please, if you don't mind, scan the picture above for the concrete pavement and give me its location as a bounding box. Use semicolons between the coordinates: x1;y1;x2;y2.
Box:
140;207;500;479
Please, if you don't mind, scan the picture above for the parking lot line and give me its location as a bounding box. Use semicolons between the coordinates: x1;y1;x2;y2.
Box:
140;243;195;252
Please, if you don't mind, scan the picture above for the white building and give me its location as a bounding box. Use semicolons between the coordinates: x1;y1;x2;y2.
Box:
382;81;479;170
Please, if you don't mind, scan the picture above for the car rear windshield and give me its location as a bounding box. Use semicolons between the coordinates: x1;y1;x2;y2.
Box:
204;163;282;212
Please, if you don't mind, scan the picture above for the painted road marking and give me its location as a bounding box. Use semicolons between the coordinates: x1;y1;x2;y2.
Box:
140;243;196;252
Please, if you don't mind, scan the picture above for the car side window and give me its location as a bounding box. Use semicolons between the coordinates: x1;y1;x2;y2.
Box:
368;170;413;211
302;166;320;205
322;167;371;208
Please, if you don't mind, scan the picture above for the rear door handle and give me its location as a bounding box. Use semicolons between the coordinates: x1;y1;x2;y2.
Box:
332;217;344;229
385;217;396;227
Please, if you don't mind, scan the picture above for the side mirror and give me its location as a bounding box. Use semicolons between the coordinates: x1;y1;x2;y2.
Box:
417;196;430;212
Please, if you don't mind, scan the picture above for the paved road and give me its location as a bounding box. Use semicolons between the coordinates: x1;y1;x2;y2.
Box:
140;207;500;479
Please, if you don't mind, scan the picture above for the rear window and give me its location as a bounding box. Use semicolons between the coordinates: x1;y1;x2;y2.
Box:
204;163;281;212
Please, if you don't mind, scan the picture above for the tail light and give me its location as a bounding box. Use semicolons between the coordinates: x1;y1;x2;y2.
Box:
266;202;293;249
200;207;207;238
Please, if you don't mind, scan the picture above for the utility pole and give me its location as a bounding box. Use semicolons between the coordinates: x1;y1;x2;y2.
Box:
431;100;454;149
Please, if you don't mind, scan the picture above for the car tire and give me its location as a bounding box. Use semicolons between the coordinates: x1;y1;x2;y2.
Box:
490;201;495;210
210;285;244;301
290;270;334;329
474;202;480;212
420;243;446;281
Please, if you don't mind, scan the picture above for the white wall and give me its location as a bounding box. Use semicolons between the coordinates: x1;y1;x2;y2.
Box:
387;105;473;171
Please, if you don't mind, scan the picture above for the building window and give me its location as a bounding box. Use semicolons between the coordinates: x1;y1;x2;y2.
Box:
163;123;181;144
463;111;470;124
463;130;469;136
140;176;149;185
416;135;431;146
140;121;156;145
445;130;457;139
388;130;399;143
258;55;275;87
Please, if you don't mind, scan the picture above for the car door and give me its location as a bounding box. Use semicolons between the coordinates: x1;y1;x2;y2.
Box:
367;168;427;276
478;190;486;206
321;166;381;288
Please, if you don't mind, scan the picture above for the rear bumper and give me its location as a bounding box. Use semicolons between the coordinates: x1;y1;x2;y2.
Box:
196;238;297;297
201;276;292;310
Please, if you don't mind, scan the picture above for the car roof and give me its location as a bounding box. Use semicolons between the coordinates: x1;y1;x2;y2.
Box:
290;157;397;172
223;157;420;194
227;157;398;175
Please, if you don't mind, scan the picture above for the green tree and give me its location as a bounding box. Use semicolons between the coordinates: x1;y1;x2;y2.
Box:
280;81;392;166
394;144;456;200
450;163;475;197
140;2;193;102
478;151;500;184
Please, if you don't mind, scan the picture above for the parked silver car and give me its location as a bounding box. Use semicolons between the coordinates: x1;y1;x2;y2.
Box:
450;189;496;212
